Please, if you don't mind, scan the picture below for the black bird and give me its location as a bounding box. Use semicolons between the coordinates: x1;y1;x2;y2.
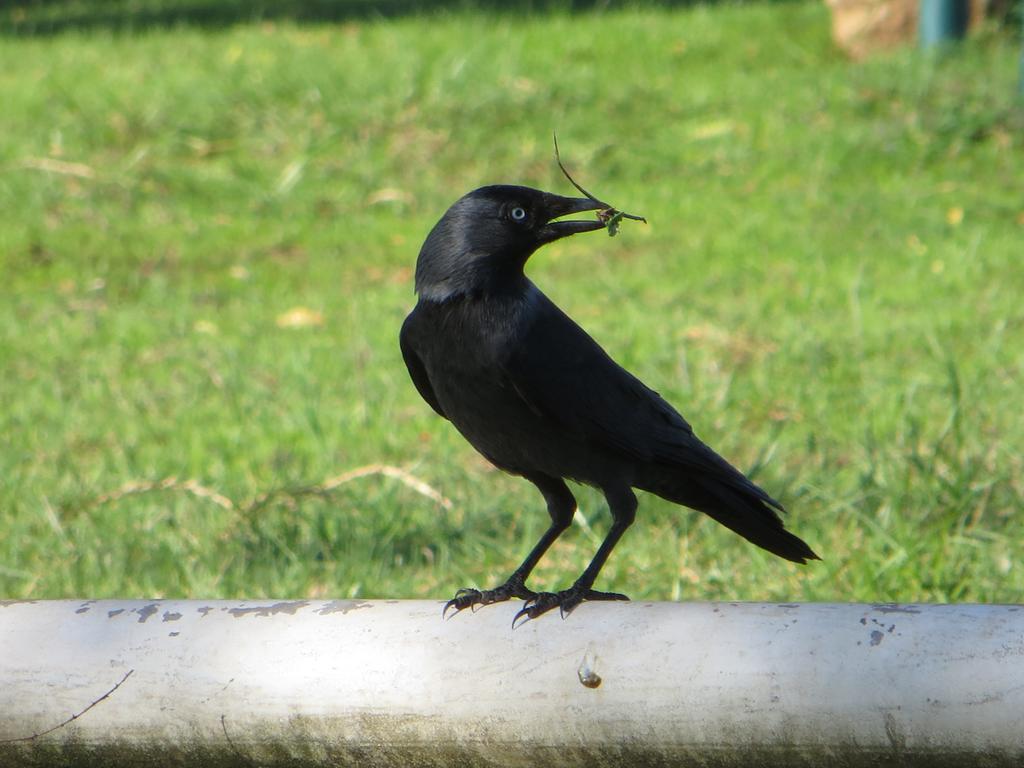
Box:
400;184;818;622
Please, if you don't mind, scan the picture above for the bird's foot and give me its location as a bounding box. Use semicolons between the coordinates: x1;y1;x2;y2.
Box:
443;578;536;618
512;585;629;626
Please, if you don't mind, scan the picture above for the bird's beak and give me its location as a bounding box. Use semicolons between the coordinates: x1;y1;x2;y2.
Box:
538;194;607;244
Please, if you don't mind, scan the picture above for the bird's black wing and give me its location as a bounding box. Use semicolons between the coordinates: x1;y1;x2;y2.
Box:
501;294;779;506
400;309;447;419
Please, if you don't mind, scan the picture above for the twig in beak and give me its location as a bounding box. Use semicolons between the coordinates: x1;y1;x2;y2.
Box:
553;133;647;237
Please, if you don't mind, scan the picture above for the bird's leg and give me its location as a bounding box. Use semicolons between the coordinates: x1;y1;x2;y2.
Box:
514;486;637;625
443;476;575;617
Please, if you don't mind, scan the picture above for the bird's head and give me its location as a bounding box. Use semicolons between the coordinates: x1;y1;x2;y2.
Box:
414;185;606;301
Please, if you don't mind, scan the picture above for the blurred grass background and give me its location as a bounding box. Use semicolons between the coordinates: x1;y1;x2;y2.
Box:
1;0;1022;604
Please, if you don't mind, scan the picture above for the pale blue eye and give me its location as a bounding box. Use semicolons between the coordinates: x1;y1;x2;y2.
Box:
511;207;527;222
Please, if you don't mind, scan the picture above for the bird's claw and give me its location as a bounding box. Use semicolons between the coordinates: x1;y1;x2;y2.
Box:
442;580;536;618
512;586;629;627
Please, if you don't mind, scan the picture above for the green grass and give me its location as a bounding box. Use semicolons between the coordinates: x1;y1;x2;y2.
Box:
2;2;1022;604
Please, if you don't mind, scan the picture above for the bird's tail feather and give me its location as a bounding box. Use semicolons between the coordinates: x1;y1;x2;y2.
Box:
639;467;819;564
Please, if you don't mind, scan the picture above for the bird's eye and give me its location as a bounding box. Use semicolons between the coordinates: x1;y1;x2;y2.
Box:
510;206;527;222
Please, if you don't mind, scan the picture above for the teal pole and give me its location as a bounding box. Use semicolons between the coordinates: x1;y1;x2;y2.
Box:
919;0;968;47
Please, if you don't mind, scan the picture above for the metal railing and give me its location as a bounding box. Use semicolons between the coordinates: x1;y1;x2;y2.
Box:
2;599;1023;766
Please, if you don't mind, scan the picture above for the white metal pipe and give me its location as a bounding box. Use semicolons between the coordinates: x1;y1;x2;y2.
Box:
1;600;1022;766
